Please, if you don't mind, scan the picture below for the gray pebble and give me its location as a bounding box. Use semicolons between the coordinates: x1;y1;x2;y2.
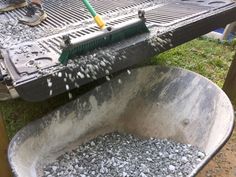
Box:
169;165;176;172
42;132;205;177
181;156;188;163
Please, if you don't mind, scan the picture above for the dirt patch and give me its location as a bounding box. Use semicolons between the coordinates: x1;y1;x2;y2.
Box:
197;121;236;177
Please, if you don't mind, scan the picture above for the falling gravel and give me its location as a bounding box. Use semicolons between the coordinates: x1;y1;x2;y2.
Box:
42;132;205;177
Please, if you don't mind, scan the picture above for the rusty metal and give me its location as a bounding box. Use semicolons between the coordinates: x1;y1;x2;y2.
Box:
0;113;12;177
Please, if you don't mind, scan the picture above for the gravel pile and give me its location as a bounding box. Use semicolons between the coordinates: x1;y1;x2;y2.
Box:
42;132;205;177
0;19;44;48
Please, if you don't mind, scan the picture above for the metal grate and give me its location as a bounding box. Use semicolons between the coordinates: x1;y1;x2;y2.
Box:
145;3;210;26
1;0;234;79
1;0;152;29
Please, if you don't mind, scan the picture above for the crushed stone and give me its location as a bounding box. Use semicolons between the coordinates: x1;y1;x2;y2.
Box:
42;132;205;177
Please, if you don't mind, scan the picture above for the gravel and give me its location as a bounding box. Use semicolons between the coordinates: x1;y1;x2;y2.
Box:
42;132;205;177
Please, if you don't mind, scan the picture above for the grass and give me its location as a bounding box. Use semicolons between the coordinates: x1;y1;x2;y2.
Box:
151;38;235;87
0;94;71;138
0;37;235;138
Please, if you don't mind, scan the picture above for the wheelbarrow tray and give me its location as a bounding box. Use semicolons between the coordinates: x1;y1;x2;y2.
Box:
8;65;234;177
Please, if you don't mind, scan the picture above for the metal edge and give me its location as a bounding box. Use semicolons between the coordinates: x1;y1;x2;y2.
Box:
11;4;236;101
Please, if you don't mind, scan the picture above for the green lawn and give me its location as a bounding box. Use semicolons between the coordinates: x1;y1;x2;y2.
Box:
1;38;235;138
151;38;235;87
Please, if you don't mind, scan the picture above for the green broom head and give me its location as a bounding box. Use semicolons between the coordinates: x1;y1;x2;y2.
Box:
59;18;149;65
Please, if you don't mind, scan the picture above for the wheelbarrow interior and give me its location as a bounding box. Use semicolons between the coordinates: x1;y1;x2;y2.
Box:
8;66;234;177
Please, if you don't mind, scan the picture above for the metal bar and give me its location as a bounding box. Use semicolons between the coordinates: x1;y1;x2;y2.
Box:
223;53;236;105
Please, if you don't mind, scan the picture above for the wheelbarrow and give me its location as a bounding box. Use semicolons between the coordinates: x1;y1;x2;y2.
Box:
8;65;234;177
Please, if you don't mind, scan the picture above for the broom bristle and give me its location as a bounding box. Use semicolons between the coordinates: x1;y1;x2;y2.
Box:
59;19;149;65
